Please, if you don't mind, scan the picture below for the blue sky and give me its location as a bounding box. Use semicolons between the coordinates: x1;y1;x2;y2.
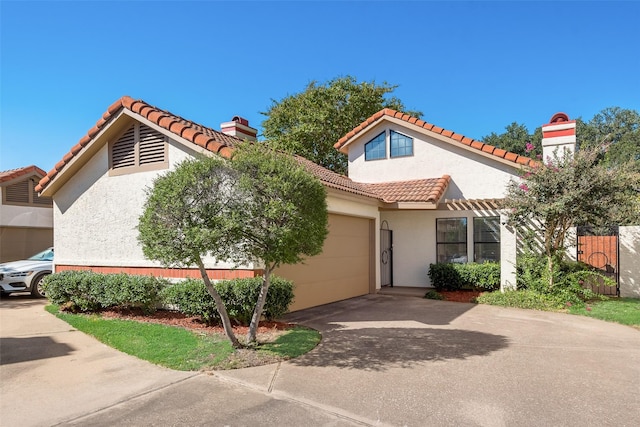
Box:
1;1;639;173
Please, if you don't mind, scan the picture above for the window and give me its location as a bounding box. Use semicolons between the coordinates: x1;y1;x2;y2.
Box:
474;217;500;262
436;218;468;263
364;132;386;161
109;123;168;176
390;130;413;157
2;178;52;207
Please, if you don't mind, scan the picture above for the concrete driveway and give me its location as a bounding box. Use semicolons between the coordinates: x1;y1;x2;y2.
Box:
1;294;639;426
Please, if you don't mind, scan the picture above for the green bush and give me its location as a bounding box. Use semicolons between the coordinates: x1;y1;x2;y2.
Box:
424;290;445;300
160;276;294;325
43;271;167;313
428;262;500;291
476;289;572;311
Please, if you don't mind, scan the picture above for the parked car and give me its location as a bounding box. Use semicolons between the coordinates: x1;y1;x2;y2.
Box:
0;247;53;298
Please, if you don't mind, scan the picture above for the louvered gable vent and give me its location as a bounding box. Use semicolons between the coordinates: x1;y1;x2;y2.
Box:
5;180;29;204
112;125;136;169
110;122;168;174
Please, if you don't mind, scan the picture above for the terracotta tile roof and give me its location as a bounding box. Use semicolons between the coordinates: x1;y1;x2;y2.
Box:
36;96;244;193
363;175;451;203
334;108;537;167
37;97;390;200
0;165;46;184
294;156;381;199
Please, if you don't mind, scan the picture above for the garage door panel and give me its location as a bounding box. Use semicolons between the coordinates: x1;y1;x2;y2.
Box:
275;214;371;312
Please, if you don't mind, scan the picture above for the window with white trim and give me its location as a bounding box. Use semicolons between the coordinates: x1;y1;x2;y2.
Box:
364;132;386;161
390;130;413;157
436;218;468;263
109;123;168;176
474;217;500;262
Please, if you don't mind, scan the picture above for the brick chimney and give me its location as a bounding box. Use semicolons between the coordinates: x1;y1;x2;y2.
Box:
541;112;576;161
221;116;257;142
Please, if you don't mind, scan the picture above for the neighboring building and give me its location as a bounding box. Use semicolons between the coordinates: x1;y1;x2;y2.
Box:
0;166;53;262
36;97;574;311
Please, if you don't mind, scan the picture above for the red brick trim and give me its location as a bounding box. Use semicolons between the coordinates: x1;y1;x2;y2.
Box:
54;265;261;280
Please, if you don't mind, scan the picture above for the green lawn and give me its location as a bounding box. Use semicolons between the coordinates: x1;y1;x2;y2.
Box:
45;305;320;370
567;298;640;329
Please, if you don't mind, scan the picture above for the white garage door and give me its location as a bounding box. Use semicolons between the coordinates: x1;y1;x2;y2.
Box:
275;214;373;312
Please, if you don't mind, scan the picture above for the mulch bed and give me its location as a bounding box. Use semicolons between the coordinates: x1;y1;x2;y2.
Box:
437;290;483;303
98;307;293;335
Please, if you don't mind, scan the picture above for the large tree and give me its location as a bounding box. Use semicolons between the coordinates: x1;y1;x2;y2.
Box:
503;147;640;288
261;75;422;175
138;144;328;346
482;122;541;157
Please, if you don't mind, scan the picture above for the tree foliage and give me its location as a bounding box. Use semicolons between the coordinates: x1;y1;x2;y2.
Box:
138;145;328;346
482;122;542;157
503;147;640;287
261;75;422;175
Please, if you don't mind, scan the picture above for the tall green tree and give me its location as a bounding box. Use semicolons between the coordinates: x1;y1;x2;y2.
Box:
482;122;540;157
261;75;422;175
503;147;640;288
578;107;640;168
138;145;329;346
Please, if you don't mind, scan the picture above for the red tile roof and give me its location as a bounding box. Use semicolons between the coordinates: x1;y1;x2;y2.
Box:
36;98;450;205
334;108;537;167
363;175;451;203
36;96;243;193
0;165;46;184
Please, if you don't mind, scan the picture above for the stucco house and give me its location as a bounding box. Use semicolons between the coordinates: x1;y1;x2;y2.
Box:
36;96;576;311
1;165;53;262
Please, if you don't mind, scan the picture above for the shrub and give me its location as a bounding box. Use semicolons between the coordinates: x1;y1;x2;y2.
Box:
476;289;571;311
43;271;167;313
424;290;445;300
160;276;294;325
428;262;500;291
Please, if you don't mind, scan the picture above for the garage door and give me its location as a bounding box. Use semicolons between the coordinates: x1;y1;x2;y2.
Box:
275;214;373;312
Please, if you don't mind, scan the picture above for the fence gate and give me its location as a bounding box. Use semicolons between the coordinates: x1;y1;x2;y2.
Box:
576;226;619;296
380;220;393;287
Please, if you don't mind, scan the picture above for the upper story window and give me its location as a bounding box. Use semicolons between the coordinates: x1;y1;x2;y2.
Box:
390;130;413;158
2;177;53;207
364;132;386;161
109;122;168;176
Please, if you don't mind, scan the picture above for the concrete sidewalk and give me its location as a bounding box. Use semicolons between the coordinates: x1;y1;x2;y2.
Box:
2;294;639;426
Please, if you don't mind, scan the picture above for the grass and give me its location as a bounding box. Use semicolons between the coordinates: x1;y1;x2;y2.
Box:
567;298;640;329
45;305;320;370
477;291;640;329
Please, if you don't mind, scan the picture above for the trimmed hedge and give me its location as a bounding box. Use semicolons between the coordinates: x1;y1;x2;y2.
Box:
428;262;500;291
43;270;168;313
160;276;294;325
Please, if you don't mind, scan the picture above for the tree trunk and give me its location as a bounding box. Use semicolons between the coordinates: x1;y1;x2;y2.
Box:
247;266;273;344
196;259;242;348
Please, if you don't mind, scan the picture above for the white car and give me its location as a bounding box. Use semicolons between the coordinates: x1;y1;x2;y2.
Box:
0;247;53;298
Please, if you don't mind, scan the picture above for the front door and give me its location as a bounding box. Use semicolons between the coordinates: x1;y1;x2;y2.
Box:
380;221;393;287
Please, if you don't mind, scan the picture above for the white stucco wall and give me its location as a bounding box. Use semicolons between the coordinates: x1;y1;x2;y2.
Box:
347;123;522;199
53;139;244;270
380;208;503;287
619;226;640;298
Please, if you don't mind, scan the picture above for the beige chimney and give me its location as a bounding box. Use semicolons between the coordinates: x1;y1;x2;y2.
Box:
220;116;257;141
541;112;576;161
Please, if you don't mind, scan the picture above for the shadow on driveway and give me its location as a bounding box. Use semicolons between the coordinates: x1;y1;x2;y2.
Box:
289;326;509;371
0;336;75;365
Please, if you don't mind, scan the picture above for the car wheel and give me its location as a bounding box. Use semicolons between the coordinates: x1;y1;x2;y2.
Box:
31;273;48;298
